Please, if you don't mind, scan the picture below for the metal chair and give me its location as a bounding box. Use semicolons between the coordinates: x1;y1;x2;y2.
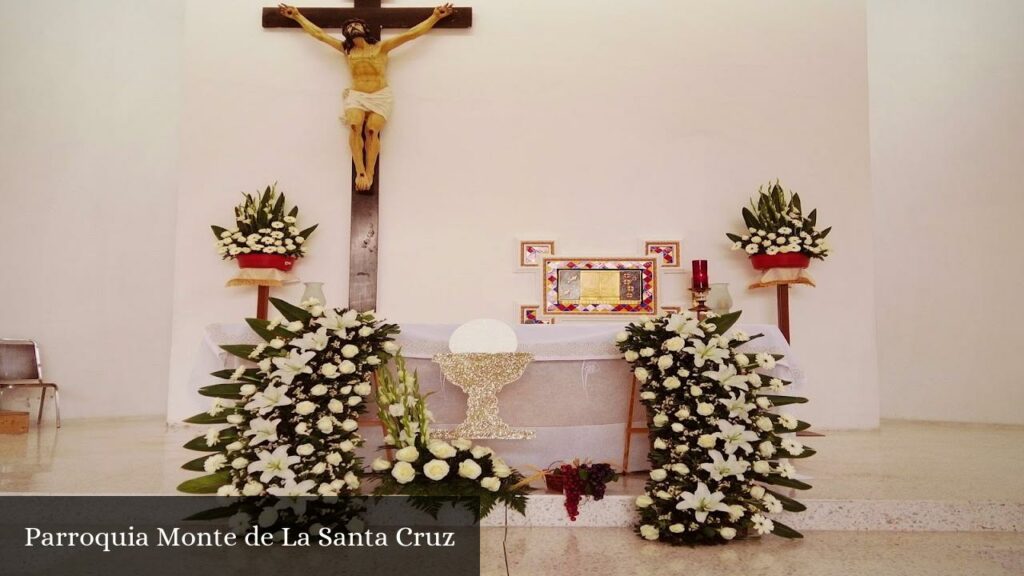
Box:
0;339;60;428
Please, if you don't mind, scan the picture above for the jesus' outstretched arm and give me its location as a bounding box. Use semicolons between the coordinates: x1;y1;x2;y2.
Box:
380;3;454;53
278;4;343;52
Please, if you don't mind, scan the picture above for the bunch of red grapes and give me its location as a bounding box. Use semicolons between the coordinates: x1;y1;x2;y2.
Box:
558;462;617;521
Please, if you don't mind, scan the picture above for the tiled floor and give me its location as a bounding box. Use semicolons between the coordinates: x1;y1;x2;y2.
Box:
2;418;1023;574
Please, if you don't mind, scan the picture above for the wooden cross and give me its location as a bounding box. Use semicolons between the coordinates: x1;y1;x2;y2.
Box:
263;2;473;312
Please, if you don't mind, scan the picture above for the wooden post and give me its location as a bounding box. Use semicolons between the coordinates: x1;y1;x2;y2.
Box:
777;284;790;342
349;161;379;312
257;286;270;320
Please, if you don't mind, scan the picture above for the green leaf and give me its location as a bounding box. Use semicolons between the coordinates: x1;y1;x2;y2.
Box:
726;233;743;242
759;395;807;407
183;430;238;452
184;505;240;521
210;369;261;383
741;207;761;230
211;225;228;239
764;488;807;512
761;475;812;490
246;317;291;342
777;447;817;459
770;520;804;539
220;344;258;361
772;419;811;434
298;224;318;241
182;455;214;472
176;471;231;494
269;298;312;323
808;209;817;227
819;226;832;238
708;310;742;335
183;411;232;425
199;383;243;400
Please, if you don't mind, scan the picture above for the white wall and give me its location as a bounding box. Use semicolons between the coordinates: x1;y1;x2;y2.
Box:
0;0;184;419
869;0;1024;424
167;0;878;428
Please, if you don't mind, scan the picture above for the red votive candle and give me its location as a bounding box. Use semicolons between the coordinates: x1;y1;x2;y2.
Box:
692;259;709;291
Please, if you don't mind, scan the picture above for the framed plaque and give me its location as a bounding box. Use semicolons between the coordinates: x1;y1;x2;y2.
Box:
543;257;658;316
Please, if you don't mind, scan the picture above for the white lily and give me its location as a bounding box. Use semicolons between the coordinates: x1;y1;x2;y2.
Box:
704;364;749;392
665;313;704;337
715;421;759;455
316;310;348;336
293;327;329;352
271;350;316;385
248;445;300;483
243;417;280;446
684;340;730;368
718;393;755;419
675;482;731;523
267;479;317;497
699;450;750;481
244;382;292;415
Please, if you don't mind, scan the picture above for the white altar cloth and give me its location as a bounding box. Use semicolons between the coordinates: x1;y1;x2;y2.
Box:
186;322;805;470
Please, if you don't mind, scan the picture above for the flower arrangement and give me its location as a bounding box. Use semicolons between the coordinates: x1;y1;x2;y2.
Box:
544;459;619;521
212;184;318;261
370;354;531;520
726;181;831;260
177;298;400;498
616;310;815;544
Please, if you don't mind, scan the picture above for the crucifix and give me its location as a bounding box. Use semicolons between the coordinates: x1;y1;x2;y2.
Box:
263;2;473;312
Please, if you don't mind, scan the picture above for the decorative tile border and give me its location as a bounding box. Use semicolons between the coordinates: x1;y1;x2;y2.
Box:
542;257;658;316
519;305;555;325
644;240;681;269
519;240;556;269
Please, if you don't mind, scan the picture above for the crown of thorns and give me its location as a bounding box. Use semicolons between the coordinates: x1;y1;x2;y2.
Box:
342;19;369;33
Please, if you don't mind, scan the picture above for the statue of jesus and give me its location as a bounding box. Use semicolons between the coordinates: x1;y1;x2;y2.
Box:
278;3;455;192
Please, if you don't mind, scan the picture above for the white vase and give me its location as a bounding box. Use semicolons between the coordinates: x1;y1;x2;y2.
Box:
301;282;326;307
707;283;733;315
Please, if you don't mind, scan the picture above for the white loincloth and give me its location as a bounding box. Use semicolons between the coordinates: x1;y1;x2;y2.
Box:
342;86;394;122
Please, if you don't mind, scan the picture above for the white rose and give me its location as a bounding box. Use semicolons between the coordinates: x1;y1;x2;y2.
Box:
240;384;257;396
391;461;416;484
232;457;249;470
635;495;654;508
649;468;668;481
347;396;361;406
720;527;737;540
728;504;746;521
668;524;685;533
452;438;473;451
671;422;684;432
480;476;501;492
756;397;771;409
756;417;774;431
371;457;392;471
753;461;771;474
353;383;372;396
326;452;342;466
672;463;690;475
615;331;628;343
295;401;317;415
339;360;357;374
657;355;674;370
458;459;482;480
296;443;315;456
759;441;776;457
317;417;334;434
227;414;244;425
674;407;690;419
689;385;703;397
358;326;374;337
639;525;659;540
395;446;420;463
674;444;690;455
696;403;715;416
634;367;649;382
750;486;766;499
624;351;639;362
640;391;656;400
366;355;381;366
653;438;668;450
423;459;451;481
652;413;669;427
312;462;327;474
257;359;272;373
698;434;717;449
338;440;354;452
664;337;684;352
640;347;655;357
470;445;493;459
341;344;359;358
326;399;344;413
295;422;309;435
269;338;285;349
383;341;400;354
310;384;328;396
734;353;749;366
492;459;512;478
341;419;358;432
320;364;339;378
242;481;263;496
427;440;457;459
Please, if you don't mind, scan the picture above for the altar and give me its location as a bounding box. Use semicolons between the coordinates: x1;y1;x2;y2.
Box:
186;322;805;470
